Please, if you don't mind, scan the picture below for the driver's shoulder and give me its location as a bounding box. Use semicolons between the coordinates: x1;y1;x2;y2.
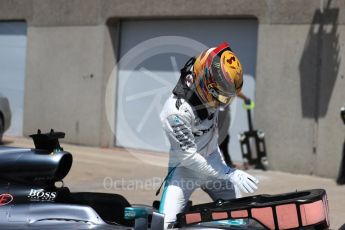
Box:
160;95;194;123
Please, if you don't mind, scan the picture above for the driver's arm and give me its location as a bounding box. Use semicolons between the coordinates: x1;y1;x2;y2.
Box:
162;113;259;193
162;114;233;179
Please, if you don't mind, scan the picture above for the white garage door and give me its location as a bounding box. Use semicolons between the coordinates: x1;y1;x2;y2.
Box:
116;19;258;162
0;22;27;136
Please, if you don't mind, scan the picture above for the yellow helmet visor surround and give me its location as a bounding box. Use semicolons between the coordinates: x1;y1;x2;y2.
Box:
194;42;243;108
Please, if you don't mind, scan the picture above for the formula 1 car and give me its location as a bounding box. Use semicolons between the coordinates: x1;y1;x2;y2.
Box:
0;130;330;229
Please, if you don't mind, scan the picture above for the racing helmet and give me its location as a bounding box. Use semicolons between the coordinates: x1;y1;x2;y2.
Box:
193;42;243;108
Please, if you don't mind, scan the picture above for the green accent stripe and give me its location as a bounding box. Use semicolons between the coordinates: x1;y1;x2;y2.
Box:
159;167;174;213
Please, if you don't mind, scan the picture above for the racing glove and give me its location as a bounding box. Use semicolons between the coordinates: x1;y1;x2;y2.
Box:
228;169;259;193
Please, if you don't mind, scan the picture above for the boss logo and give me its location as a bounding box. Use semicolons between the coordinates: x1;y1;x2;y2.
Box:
28;189;56;201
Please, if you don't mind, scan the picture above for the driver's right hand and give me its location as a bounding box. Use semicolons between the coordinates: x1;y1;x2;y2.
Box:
228;169;259;193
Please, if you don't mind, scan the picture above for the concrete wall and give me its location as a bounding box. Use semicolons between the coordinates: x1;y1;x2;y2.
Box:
0;0;344;177
255;25;318;174
255;1;345;177
316;23;345;178
23;26;106;145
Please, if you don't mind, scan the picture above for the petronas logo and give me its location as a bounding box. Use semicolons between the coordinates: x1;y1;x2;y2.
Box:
213;63;221;69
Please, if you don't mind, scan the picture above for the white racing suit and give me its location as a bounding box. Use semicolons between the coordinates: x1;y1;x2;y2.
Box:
159;94;239;228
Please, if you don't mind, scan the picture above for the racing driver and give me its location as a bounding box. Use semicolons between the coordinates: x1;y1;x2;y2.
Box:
159;42;259;228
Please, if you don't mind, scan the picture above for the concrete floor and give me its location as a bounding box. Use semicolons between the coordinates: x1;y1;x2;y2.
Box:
2;136;345;229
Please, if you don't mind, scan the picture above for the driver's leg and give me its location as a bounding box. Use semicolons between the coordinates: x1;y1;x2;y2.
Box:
159;167;197;228
202;178;238;201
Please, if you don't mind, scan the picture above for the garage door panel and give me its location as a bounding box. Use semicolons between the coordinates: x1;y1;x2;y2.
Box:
0;22;27;136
